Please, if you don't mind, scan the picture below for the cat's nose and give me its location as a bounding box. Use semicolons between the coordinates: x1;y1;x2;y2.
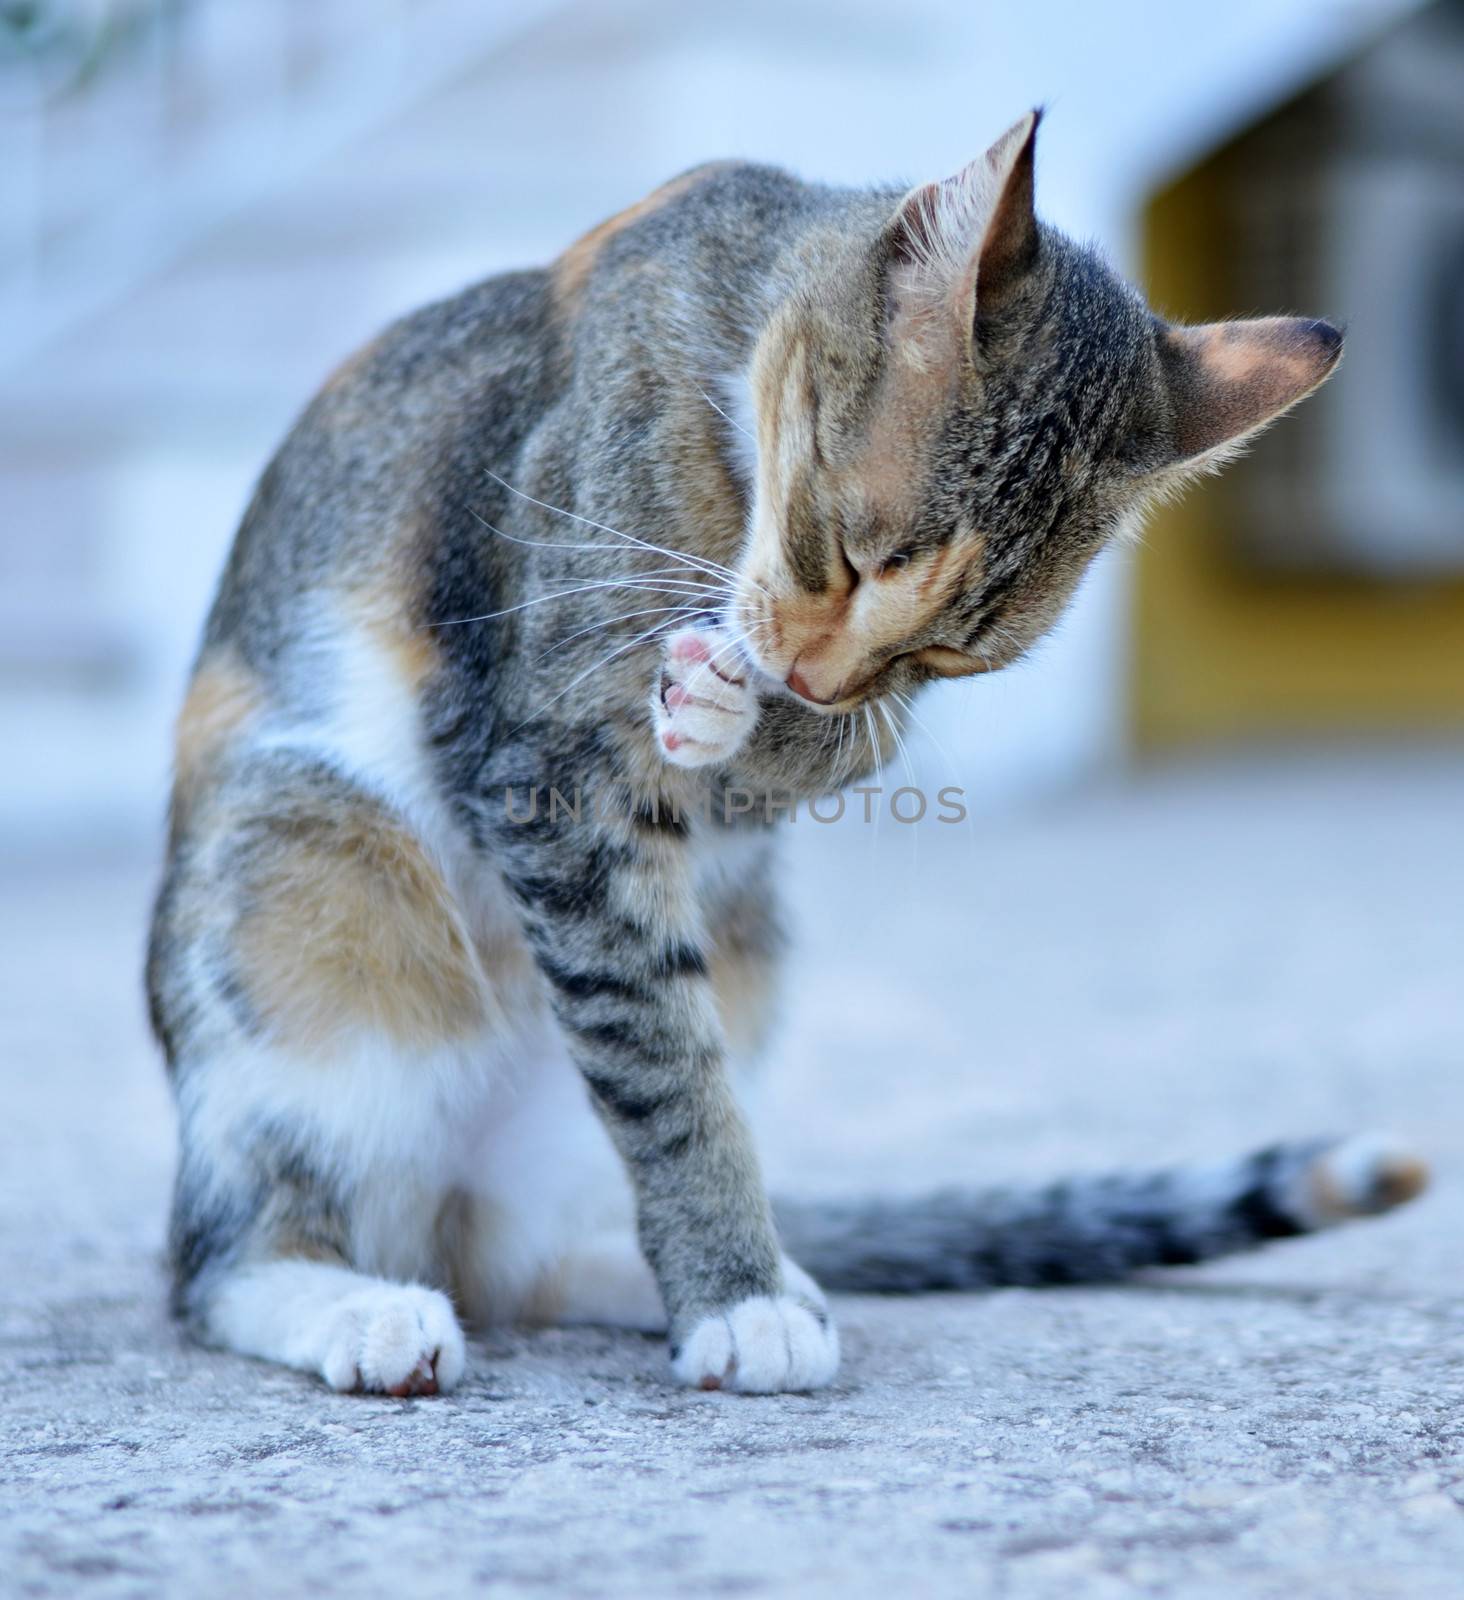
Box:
785;667;834;705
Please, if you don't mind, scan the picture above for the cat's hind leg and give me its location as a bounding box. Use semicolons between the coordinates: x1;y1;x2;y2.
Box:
151;753;486;1393
167;1095;466;1394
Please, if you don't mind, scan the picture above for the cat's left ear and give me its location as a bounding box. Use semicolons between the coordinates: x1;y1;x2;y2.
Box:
887;110;1041;341
1154;317;1344;468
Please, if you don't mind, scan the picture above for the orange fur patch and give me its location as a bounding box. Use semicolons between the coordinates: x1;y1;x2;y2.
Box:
554;164;733;312
915;539;967;603
236;811;485;1054
1307;1150;1429;1220
360;585;441;691
175;649;264;806
347;564;441;694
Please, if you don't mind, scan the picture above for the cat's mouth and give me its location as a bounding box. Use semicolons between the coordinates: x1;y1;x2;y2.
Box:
779;667;882;712
731;596;923;713
739;627;891;713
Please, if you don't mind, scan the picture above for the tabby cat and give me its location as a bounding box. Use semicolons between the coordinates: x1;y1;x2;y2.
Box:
147;113;1425;1396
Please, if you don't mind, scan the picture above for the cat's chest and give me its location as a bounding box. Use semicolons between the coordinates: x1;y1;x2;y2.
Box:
446;818;765;1022
689;817;772;898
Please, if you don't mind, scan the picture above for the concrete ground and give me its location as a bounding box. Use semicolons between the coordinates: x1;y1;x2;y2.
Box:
3;750;1462;1599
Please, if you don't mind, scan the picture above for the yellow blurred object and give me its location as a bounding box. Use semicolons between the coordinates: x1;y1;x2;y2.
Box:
1134;73;1464;752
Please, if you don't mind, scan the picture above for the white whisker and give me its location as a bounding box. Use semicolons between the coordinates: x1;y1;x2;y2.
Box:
862;705;884;850
429;573;724;631
891;689;955;780
536;602;705;662
468;510;735;607
862;704;885;777
506;612;684;735
694;382;754;441
981;620;1026;658
882;701;918;793
469;508;732;598
483;470;761;595
878;700;919;869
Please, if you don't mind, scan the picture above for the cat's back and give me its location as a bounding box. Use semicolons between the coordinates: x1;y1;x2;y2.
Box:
204;267;560;661
163;267;565;813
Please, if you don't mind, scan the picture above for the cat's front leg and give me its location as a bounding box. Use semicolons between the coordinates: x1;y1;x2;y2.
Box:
491;753;836;1392
651;624;760;769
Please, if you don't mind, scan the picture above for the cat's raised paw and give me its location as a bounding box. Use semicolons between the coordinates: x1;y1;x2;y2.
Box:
671;1294;840;1393
318;1284;466;1397
652;626;759;769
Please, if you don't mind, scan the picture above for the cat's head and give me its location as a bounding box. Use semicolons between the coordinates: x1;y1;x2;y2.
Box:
731;111;1342;710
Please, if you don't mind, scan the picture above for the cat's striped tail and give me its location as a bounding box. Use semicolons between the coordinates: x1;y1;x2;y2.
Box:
773;1135;1427;1293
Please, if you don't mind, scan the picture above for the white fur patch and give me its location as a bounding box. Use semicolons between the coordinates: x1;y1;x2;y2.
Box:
254;599;448;838
716;368;761;488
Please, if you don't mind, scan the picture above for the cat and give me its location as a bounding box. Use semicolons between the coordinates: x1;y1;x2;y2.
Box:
147;112;1425;1397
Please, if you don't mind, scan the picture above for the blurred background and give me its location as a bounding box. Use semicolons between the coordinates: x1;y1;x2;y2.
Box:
2;0;1460;859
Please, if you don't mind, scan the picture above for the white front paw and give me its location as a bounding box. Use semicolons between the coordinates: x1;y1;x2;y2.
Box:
672;1282;839;1393
652;625;759;770
316;1284;466;1397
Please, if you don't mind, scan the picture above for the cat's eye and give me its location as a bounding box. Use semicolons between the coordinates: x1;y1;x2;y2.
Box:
877;547;916;577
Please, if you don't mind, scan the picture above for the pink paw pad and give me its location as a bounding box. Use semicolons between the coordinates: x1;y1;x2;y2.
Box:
669;634;711;663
